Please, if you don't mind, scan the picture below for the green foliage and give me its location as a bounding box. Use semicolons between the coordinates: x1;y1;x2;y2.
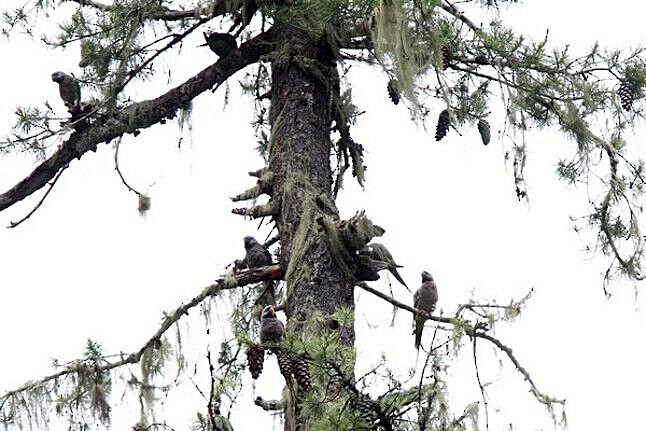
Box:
54;339;112;426
371;0;441;107
267;0;375;38
624;63;646;96
1;0;54;36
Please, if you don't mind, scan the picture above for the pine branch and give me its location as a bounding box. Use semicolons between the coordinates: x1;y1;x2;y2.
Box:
438;1;482;35
69;0;232;22
0;27;277;214
0;264;283;409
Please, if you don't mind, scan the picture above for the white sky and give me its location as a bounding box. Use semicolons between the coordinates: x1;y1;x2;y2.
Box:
1;1;646;430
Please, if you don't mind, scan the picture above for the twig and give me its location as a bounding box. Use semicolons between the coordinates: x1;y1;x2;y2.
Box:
472;337;489;431
7;165;68;228
114;137;146;198
474;332;565;406
206;328;217;431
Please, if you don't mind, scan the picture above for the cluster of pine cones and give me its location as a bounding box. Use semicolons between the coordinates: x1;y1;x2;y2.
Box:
386;45;493;145
246;344;312;393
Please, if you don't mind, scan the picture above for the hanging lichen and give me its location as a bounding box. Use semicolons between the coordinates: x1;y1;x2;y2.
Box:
370;0;441;107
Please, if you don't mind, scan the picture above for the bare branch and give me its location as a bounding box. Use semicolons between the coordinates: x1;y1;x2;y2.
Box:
439;0;482;35
472;337;489;431
114;137;146;198
473;332;565;407
356;282;452;325
7;164;68;228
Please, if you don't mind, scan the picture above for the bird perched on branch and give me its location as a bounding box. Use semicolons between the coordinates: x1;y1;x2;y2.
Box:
243;236;272;268
359;243;410;291
244;235;275;305
51;71;81;113
260;305;284;344
209;401;234;431
201;31;238;57
413;271;438;350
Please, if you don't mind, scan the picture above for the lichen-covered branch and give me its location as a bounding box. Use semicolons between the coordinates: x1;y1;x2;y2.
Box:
230;171;273;202
231;202;278;218
356;282;565;412
0;264;282;412
67;0;239;22
254;396;284;411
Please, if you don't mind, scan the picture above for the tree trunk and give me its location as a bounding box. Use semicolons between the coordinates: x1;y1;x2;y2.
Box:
268;24;355;430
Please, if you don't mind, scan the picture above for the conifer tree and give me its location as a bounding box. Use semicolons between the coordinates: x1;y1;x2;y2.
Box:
1;1;645;430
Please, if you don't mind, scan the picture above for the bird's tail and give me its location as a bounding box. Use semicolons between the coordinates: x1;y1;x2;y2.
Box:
414;317;424;350
391;268;410;292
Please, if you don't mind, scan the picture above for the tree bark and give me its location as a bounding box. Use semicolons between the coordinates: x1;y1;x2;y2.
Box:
268;24;355;430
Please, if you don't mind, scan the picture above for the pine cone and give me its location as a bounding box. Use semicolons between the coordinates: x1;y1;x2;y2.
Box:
619;81;635;111
474;54;490;65
276;351;294;378
387;79;400;105
350;393;378;424
292;358;312;392
435;109;450;141
477;119;491;146
441;45;451;70
246;344;265;379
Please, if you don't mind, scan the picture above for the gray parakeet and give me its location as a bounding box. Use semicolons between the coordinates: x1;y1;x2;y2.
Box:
201;32;237;57
243;236;272;268
260;305;284;344
51;71;80;112
209;401;234;431
359;243;410;291
413;271;438;350
243;236;275;305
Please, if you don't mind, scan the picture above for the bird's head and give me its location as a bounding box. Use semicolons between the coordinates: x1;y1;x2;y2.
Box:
421;271;434;282
261;305;276;320
51;71;65;83
243;235;258;249
212;401;221;414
